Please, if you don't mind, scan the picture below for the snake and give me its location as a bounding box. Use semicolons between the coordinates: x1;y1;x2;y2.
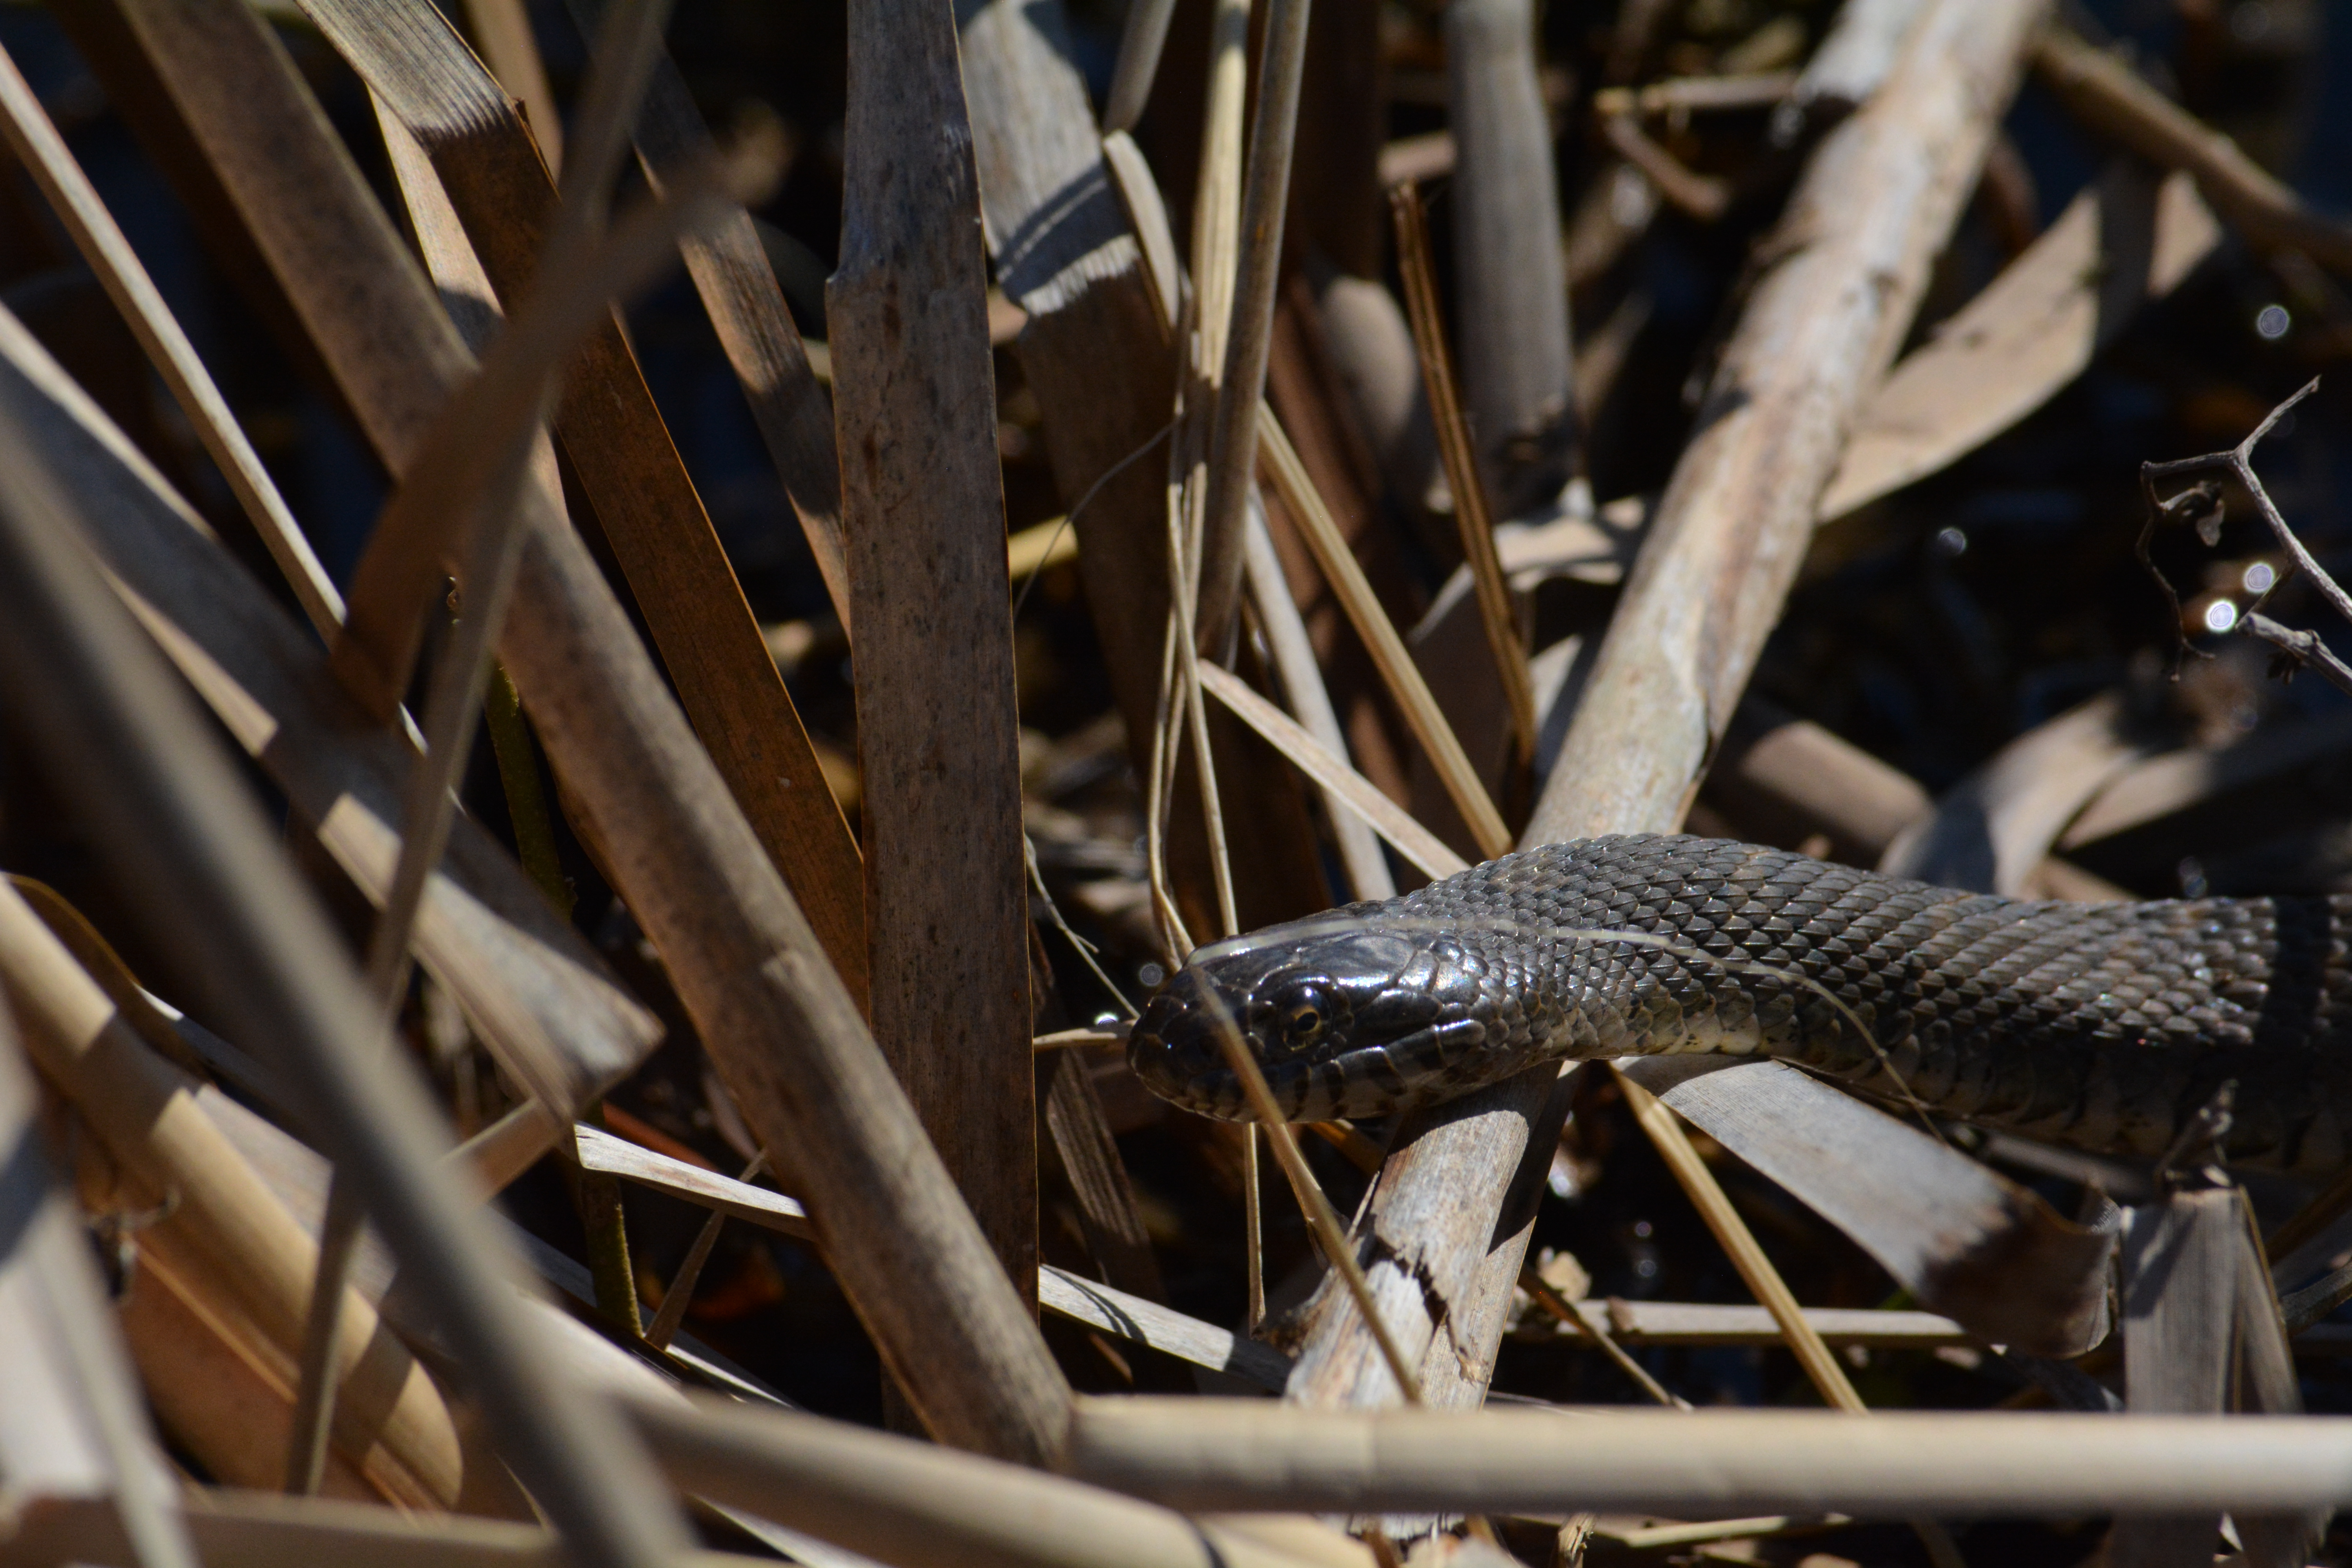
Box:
1127;834;2352;1176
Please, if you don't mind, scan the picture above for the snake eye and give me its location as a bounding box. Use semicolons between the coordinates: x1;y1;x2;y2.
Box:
1273;983;1332;1051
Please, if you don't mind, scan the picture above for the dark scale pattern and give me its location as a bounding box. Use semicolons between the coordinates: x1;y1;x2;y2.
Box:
1127;835;2352;1174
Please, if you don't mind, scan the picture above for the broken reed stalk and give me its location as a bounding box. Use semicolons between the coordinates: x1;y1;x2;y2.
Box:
1282;0;2049;1419
1443;0;1578;505
1388;182;1538;772
72;0;1068;1465
644;1150;766;1350
0;41;340;638
2033;25;2352;278
1194;0;1312;649
0;1004;202;1568
829;0;1042;1311
1063;1401;2352;1518
1197;662;1468;881
1258;410;1513;858
292;11;736;1487
1102;0;1179;134
0;419;686;1565
309;0;871;1005
626;1394;1361;1568
1243;511;1397;901
561;0;851;632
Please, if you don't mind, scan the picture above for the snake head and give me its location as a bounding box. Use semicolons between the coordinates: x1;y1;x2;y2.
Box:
1127;917;1506;1122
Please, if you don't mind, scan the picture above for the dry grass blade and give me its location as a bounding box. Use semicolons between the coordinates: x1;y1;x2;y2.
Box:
1517;1265;1689;1410
1244;489;1396;902
1162;505;1241;939
559;0;851;632
76;0;1063;1465
0;42;341;641
329;94;780;722
465;0;565;171
1195;0;1311;646
1821;164;2220;522
1612;1067;1865;1414
1196;990;1423;1403
314;0;872;1002
1197;661;1469;882
0;361;689;1564
351;115;787;990
1259;409;1512;859
293;6;768;1487
1389;182;1537;772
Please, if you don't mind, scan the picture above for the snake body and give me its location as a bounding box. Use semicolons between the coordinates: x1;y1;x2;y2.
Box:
1127;834;2352;1175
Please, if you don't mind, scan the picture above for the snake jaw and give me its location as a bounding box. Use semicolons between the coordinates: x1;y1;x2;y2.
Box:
1127;924;1508;1121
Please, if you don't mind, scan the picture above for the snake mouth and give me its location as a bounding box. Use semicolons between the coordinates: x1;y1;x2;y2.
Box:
1128;1015;1491;1122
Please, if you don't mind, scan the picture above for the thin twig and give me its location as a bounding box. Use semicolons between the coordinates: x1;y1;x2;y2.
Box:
1196;661;1469;882
2139;381;2352;697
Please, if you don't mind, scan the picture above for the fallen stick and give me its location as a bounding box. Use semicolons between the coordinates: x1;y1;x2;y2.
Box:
304;0;869;1004
2033;25;2352;278
1066;1400;2352;1517
1282;0;2051;1414
1445;0;1577;507
829;0;1039;1305
61;0;1069;1466
626;1392;1367;1568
